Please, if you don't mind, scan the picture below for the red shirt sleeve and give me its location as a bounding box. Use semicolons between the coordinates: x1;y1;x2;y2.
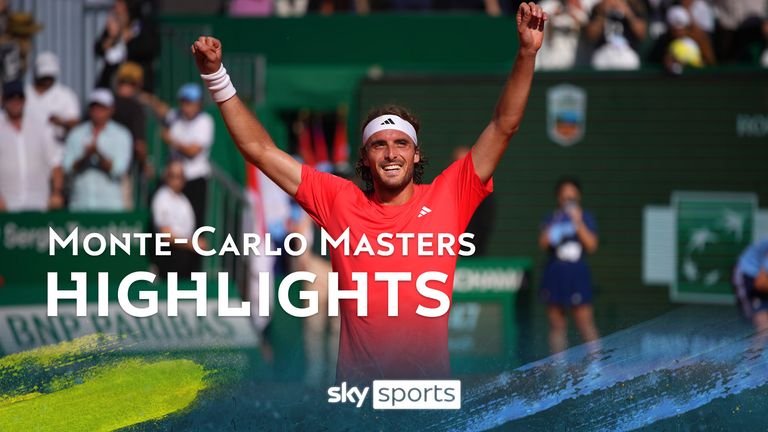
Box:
294;164;353;227
435;151;494;230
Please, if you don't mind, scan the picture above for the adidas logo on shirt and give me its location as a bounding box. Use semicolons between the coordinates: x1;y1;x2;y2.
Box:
381;118;395;125
417;206;432;218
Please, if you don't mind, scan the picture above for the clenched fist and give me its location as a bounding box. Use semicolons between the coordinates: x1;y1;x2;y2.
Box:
517;2;548;56
191;36;223;75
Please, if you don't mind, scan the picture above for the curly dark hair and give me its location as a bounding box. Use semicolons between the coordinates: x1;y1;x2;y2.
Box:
355;105;428;192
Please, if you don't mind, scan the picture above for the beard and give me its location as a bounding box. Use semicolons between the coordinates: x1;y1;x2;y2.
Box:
370;162;415;194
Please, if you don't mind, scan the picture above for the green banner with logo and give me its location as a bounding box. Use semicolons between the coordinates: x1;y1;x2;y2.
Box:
672;192;756;304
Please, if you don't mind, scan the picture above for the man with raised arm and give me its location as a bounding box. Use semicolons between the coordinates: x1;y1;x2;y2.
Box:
191;2;546;383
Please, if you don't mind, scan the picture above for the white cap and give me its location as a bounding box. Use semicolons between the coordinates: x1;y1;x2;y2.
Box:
667;5;691;29
88;88;114;107
34;51;60;78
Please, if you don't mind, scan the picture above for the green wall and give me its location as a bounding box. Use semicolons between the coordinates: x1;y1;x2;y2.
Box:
159;15;521;68
158;15;522;109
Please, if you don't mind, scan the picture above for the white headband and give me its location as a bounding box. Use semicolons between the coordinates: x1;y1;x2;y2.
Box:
362;114;418;146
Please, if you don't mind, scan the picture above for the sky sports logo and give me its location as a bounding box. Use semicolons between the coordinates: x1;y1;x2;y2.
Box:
327;380;461;409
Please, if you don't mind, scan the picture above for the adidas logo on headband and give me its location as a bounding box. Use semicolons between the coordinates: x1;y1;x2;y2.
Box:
363;114;419;146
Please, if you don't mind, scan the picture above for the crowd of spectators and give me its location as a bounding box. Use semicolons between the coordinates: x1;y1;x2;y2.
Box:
0;0;213;220
536;0;768;71
0;0;215;280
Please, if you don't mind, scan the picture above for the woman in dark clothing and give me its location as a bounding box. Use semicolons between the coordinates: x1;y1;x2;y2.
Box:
539;176;600;354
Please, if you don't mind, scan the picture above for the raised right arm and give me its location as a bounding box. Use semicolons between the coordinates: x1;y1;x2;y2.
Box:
191;36;301;196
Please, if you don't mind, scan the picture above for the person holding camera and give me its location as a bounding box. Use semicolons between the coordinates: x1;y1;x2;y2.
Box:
586;0;647;69
538;176;599;354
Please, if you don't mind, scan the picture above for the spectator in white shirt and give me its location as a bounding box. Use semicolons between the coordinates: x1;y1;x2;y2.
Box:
0;80;64;212
158;83;214;229
536;0;589;70
151;161;200;278
586;0;648;70
24;52;81;146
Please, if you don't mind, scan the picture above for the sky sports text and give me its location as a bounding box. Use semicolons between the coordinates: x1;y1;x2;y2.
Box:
327;380;461;409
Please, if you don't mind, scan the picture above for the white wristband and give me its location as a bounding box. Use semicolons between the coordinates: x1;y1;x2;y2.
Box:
200;64;237;103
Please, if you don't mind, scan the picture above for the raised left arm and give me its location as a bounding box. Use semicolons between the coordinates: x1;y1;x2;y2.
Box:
471;1;546;183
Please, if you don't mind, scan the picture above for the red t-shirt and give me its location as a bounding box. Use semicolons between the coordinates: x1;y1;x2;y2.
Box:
294;152;493;383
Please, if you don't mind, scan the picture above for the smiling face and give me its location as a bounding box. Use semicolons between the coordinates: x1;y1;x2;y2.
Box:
363;129;420;194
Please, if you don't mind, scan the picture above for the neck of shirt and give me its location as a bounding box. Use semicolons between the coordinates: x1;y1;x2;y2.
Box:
371;181;417;207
